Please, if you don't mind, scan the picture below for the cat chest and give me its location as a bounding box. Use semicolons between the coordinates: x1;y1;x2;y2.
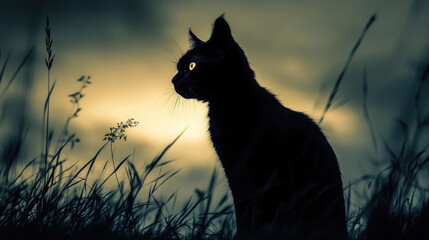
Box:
209;119;256;149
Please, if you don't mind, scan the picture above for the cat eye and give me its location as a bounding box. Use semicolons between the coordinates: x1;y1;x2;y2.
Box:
189;62;196;71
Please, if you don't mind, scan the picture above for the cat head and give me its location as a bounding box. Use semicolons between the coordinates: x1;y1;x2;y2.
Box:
172;16;253;102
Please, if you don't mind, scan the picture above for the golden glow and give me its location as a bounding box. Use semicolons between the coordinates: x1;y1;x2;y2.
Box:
189;62;196;71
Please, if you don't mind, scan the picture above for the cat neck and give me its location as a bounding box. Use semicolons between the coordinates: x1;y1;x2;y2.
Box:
208;77;260;110
207;76;279;124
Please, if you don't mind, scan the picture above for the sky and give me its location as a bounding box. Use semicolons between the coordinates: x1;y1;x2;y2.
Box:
1;0;428;202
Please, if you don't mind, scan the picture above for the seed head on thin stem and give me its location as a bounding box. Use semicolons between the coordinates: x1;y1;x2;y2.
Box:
104;118;140;142
45;16;55;70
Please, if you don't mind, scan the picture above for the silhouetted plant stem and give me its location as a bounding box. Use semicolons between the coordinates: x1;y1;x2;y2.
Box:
110;141;123;197
362;68;378;152
318;14;376;124
102;119;139;196
411;62;429;148
0;50;33;101
44;16;55;175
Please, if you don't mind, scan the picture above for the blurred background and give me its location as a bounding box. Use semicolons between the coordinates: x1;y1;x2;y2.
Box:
0;0;428;203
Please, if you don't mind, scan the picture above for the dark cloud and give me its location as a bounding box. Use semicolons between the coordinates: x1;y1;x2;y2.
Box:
0;0;164;51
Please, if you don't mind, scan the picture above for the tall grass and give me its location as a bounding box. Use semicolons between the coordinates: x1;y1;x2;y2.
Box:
346;62;429;240
318;13;429;239
0;15;428;240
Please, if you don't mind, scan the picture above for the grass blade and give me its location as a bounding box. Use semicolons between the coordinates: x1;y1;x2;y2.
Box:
318;14;376;124
0;48;34;100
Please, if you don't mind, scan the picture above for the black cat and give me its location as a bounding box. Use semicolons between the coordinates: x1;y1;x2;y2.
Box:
172;16;348;239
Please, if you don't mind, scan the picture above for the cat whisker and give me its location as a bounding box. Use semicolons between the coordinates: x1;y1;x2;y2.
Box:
170;96;180;120
171;37;184;56
163;89;181;120
159;88;175;100
161;55;178;64
161;37;186;65
161;44;180;64
159;89;177;112
175;94;183;120
172;94;180;113
177;94;189;121
180;96;187;120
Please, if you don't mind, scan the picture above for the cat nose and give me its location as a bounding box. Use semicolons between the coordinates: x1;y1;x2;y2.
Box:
172;74;179;84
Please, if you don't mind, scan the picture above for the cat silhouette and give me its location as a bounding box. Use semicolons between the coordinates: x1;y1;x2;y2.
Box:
172;16;348;239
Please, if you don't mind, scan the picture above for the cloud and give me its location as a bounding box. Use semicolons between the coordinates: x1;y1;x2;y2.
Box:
0;0;164;51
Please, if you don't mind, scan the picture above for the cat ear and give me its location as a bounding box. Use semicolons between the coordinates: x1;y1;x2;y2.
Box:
209;15;233;48
189;29;204;48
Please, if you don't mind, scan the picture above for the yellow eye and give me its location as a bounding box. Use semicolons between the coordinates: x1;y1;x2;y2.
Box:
189;62;196;71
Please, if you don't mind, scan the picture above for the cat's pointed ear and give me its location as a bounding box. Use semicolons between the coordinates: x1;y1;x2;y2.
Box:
209;15;233;48
189;29;204;48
